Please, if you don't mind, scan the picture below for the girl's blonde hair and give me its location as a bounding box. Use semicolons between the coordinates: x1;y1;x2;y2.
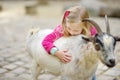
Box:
62;6;91;37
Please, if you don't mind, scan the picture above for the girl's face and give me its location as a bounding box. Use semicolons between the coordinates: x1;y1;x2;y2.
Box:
66;22;85;36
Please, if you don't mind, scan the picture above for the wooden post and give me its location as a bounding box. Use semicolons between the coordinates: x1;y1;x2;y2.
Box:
25;5;37;15
0;5;3;12
37;0;48;5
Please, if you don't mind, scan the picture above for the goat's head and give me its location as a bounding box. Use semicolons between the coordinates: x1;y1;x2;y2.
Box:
82;15;120;68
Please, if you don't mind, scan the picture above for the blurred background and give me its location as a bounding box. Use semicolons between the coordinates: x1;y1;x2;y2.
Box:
0;0;120;80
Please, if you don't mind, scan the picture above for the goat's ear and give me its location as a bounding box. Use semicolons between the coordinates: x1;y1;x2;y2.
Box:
114;36;120;41
82;36;93;42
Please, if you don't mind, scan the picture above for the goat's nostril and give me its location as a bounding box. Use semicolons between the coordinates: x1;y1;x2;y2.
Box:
109;59;115;64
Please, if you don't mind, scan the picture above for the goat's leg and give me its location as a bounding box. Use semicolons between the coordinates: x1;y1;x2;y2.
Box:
31;59;41;80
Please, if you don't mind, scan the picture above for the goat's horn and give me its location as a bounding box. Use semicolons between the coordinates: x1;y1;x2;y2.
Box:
82;18;102;35
105;15;110;34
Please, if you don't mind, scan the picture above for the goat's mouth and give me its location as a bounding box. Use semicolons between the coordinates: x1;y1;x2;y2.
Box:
101;59;116;68
105;63;116;68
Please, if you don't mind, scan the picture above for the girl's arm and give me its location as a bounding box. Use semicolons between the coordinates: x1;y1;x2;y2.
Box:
42;25;63;54
90;26;97;36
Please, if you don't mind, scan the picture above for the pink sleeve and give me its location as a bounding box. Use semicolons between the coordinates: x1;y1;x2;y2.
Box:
90;26;97;36
42;25;63;54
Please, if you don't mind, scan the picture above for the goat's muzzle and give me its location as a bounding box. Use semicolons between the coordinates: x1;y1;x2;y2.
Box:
106;59;116;67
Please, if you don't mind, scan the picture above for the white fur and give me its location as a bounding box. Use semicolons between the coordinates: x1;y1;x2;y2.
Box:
26;29;99;80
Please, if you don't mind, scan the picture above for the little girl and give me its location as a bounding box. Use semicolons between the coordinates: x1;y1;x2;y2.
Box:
42;6;97;64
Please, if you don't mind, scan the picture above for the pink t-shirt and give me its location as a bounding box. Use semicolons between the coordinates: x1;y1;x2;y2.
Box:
42;24;97;54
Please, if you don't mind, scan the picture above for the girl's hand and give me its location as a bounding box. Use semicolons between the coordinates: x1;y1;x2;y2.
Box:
54;50;72;64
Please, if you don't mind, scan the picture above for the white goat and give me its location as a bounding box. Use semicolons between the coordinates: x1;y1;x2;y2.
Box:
26;16;120;80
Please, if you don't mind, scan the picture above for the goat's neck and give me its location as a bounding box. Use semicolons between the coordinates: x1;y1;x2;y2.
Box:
70;43;98;68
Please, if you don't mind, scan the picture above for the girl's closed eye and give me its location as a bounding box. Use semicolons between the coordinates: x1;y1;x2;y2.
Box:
70;29;81;32
67;26;83;36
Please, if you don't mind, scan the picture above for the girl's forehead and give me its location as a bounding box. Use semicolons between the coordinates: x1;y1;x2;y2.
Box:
66;22;85;28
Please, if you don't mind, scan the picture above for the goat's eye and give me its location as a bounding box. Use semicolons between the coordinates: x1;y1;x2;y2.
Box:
95;43;101;51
